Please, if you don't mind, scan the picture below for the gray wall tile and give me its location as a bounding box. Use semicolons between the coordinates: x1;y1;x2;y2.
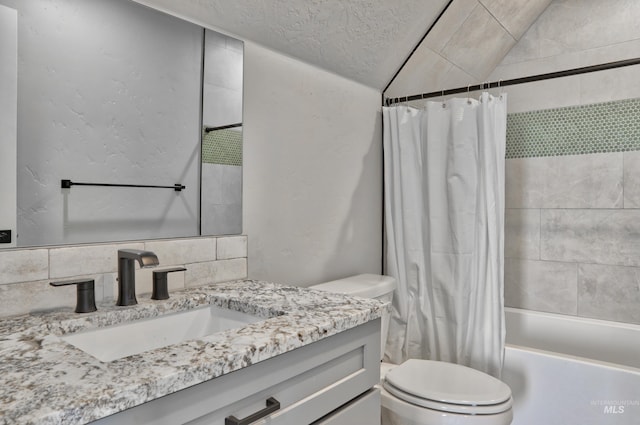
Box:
505;258;577;314
441;4;516;80
505;208;540;259
424;0;478;53
506;154;623;209
578;264;640;324
506;158;543;208
0;280;76;316
479;0;552;40
541;209;640;267
217;236;248;260
0;236;249;318
623;151;640;208
185;258;247;288
144;238;216;266
49;243;144;279
0;249;48;285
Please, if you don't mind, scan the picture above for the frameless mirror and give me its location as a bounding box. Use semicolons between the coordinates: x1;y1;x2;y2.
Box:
0;0;243;249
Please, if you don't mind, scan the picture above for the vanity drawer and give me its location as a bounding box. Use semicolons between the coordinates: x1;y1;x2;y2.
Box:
94;319;380;425
312;388;380;425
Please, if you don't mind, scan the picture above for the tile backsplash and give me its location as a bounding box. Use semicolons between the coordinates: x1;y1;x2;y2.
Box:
0;236;247;318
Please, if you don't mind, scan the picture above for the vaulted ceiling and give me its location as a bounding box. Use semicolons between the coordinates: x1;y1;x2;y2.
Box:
135;0;552;95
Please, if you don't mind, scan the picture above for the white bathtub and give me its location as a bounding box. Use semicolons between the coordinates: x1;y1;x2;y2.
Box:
503;307;640;425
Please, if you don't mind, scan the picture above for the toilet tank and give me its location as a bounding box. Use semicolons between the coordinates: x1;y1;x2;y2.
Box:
310;274;396;360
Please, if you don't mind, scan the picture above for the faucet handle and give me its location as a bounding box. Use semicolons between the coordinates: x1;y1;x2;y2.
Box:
152;267;187;300
50;279;97;313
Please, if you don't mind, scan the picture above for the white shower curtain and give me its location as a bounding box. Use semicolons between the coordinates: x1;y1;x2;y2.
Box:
383;92;507;378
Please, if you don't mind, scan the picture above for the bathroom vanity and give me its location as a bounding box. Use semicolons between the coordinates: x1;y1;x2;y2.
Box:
0;280;385;424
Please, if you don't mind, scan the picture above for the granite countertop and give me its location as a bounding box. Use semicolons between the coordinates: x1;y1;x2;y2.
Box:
0;280;386;425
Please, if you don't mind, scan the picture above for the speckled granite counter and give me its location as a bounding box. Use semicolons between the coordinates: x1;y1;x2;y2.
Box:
0;280;387;425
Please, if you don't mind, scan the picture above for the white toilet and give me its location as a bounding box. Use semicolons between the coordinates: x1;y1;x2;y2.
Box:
310;274;513;425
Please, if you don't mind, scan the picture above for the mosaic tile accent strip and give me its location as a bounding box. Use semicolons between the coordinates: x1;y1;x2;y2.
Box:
506;98;640;159
202;127;242;166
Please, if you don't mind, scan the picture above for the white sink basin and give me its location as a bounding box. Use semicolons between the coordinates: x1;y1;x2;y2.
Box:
60;305;263;362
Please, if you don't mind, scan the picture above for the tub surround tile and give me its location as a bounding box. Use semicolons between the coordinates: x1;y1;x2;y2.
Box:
493;0;640;326
505;208;540;259
0;249;48;285
505;154;623;209
623;151;640;208
541;209;640;267
440;4;516;80
0;280;387;424
384;46;476;100
49;243;145;279
499;77;582;114
579;63;640;105
217;235;248;259
424;0;478;53
478;0;552;40
578;264;640;324
500;0;640;64
577;41;640;104
505;158;543;207
506;100;640;159
504;258;577;315
144;237;217;265
491;50;582;82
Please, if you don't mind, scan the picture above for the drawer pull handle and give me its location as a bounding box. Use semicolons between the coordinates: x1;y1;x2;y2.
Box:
225;397;280;425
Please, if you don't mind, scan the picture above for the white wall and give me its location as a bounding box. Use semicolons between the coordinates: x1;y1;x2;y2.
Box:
242;42;383;286
130;0;384;286
0;5;17;247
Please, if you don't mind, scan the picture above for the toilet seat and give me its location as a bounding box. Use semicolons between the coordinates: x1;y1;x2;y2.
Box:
382;359;513;415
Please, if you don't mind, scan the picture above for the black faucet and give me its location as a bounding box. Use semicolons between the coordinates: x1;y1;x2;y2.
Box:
50;279;97;313
117;249;159;306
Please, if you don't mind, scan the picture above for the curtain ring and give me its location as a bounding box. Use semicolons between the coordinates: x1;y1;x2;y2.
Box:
441;90;446;108
467;85;472;105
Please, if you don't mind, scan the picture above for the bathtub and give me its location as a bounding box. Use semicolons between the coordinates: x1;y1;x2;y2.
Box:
503;307;640;425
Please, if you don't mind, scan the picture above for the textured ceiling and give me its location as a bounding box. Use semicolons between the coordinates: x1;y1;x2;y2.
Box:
133;0;450;89
134;0;551;92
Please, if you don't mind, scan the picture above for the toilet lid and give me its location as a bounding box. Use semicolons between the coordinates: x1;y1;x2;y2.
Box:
383;359;512;414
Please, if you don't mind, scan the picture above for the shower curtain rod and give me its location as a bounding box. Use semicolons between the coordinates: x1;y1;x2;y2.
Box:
384;57;640;106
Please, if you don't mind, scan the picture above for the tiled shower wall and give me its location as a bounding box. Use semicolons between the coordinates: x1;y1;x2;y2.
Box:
504;99;640;325
0;236;247;318
491;0;640;325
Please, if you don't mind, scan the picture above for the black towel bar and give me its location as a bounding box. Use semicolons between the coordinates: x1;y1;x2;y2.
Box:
61;180;185;192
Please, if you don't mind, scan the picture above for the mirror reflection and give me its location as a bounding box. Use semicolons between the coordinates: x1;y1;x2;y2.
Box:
201;30;243;236
0;0;243;249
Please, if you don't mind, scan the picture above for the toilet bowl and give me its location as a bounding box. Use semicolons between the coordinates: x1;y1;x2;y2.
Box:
310;274;513;425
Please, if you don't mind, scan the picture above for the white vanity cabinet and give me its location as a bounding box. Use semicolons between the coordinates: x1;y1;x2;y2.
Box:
94;319;381;425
